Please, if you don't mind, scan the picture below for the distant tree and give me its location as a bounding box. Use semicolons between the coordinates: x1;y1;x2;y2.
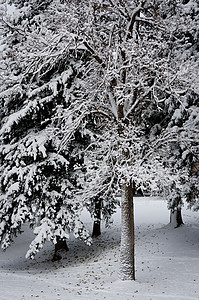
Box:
131;0;199;227
161;90;199;227
155;0;199;227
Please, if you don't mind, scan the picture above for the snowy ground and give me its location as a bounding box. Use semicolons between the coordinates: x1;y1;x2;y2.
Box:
1;197;199;300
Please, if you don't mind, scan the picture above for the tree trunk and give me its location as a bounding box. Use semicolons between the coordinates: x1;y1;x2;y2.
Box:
92;199;101;238
170;207;183;228
120;182;135;280
53;238;69;261
118;94;135;280
117;19;137;280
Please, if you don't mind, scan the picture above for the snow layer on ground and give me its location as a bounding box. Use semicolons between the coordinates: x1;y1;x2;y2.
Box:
0;197;199;300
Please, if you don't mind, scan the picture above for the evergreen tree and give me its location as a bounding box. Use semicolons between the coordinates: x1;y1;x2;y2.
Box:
155;0;199;226
0;1;94;259
0;0;119;258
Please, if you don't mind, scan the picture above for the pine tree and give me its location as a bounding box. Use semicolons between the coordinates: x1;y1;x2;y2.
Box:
154;0;199;226
0;1;94;259
0;0;121;258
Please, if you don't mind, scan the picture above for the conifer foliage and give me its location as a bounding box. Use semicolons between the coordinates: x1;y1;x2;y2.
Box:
155;0;199;223
0;1;93;258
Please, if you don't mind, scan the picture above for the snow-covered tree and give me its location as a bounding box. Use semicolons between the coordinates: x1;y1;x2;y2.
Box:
49;0;196;280
154;0;199;226
0;2;95;259
0;0;121;259
65;0;199;279
159;91;199;227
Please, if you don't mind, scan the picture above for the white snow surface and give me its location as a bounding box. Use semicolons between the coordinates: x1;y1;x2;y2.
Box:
1;197;199;300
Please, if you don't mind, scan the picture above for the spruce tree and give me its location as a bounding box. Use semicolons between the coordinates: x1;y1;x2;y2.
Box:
0;1;93;258
155;0;199;225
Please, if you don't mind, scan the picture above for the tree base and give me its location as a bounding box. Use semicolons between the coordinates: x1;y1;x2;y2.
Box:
92;221;101;238
52;239;69;261
170;208;184;228
120;255;135;281
120;182;135;281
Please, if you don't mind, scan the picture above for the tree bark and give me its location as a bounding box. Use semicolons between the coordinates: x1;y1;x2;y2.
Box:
120;182;135;280
116;12;137;280
117;77;135;280
53;238;69;261
170;207;183;228
92;199;101;238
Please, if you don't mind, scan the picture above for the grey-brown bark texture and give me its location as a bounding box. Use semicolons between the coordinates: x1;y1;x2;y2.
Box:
117;36;136;280
120;183;135;280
